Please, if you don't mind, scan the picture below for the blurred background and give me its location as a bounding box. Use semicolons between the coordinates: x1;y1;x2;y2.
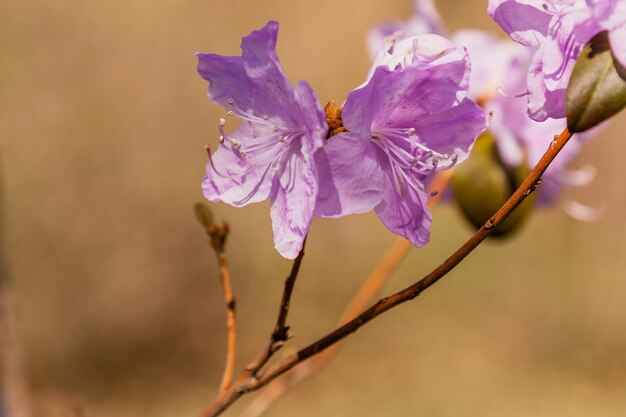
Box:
2;0;626;416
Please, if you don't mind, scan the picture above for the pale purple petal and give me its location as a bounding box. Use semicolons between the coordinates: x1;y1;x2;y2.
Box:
452;30;528;99
196;54;258;112
197;21;300;123
488;0;552;46
413;0;445;35
374;169;432;248
412;99;488;163
586;0;626;66
270;145;318;259
609;25;626;68
202;134;276;207
348;36;471;133
367;0;446;59
314;132;385;218
526;42;567;120
294;80;327;151
240;21;300;121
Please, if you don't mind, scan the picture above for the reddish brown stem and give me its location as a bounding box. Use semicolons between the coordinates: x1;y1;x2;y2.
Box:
216;251;236;391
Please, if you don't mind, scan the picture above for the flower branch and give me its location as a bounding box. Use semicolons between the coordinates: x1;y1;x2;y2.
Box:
245;238;307;375
241;171;452;417
199;127;573;417
194;204;236;391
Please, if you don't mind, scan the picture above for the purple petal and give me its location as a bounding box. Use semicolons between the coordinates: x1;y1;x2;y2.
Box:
240;21;299;119
196;21;297;122
314;132;385;218
294;80;327;151
488;0;552;46
526;43;567;121
413;0;445;35
609;24;626;68
374;169;432;248
346;36;471;133
413;99;487;164
270;146;318;259
202;140;276;208
367;0;446;59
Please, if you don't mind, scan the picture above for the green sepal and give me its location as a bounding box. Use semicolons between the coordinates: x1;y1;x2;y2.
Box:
194;202;215;229
566;31;626;133
451;133;535;238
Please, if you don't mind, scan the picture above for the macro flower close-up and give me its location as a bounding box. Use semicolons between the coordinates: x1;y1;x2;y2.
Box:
3;1;626;417
316;34;487;247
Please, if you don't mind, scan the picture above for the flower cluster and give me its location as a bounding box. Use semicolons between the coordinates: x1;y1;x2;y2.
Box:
488;0;626;121
369;0;600;209
197;21;486;258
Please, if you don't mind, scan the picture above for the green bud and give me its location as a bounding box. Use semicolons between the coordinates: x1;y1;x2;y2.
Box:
194;202;215;229
566;31;626;133
451;133;535;238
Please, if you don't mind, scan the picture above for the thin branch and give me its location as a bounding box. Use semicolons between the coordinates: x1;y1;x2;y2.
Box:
195;204;237;392
240;171;452;417
216;250;236;391
199;127;573;417
245;237;307;374
201;240;307;417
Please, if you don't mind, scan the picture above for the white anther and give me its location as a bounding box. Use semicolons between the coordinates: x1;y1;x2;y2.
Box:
262;114;269;121
230;139;241;149
218;118;226;127
227;110;234;117
219;135;225;144
227;98;234;105
271;162;280;172
278;136;286;143
406;127;416;134
273;126;280;132
442;153;450;159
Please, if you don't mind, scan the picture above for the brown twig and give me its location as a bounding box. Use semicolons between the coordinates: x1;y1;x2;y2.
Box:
200;239;308;417
199;128;573;417
195;204;236;391
216;249;236;391
240;171;452;417
245;238;307;374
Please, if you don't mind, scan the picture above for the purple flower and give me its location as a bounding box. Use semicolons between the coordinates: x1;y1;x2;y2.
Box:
196;21;327;259
315;35;487;247
367;0;445;59
370;1;599;207
455;29;601;210
587;0;626;68
487;0;616;121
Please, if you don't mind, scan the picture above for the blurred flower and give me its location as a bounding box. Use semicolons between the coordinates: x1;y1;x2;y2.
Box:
487;0;626;121
454;29;596;207
196;21;327;259
315;35;486;247
370;1;600;209
587;0;626;68
366;0;445;59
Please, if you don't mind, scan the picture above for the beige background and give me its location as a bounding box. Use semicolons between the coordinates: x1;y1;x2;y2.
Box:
2;0;626;416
